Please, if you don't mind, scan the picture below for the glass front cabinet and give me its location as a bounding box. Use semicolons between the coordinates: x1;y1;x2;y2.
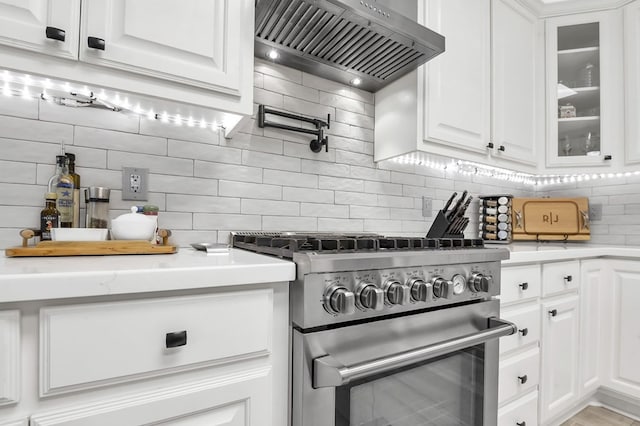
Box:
545;10;624;169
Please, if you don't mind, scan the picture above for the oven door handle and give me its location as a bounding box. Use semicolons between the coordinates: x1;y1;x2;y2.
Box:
313;317;517;389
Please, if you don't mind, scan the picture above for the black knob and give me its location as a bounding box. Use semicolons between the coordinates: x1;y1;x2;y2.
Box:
519;328;528;336
604;155;612;160
518;374;528;384
498;145;505;151
564;275;573;282
165;330;187;348
88;36;105;50
45;26;66;42
549;309;558;317
516;422;526;426
486;142;494;149
519;282;529;290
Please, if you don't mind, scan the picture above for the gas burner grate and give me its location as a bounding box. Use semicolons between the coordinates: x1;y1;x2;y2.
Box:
230;232;484;259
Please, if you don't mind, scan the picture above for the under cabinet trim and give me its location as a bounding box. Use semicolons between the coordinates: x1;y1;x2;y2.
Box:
0;310;20;407
0;420;29;426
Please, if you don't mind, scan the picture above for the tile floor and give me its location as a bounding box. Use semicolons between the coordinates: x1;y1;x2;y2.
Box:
561;406;640;426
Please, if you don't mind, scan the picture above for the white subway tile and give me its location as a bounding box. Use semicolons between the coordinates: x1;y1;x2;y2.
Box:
219;181;281;200
301;159;350;178
242;150;300;172
335;109;374;129
169;139;242;164
241;199;299;216
255;59;303;84
350;205;390;219
379;196;415;209
403;185;436;198
283;96;334;120
0;183;47;206
221;132;283;155
283;141;336;162
194;213;261;230
264;75;319;102
0;96;38;119
264;169;318;188
283;187;334;203
349;86;375;104
302;73;351;97
0;160;36;184
168;230;218;247
254;72;264;89
108;192;166;210
402;221;429;233
318;92;366;115
263;216;317;231
74;127;167;155
0;228;23;250
301;203;349;218
335;191;378;206
319;175;364;192
39;99;139;133
331;136;365;154
108;151;193;176
379;161;417;173
155;212;193;230
233;116;264;137
364;181;403;196
318;218;364;232
336;150;374;168
350;166;390;182
0;138;61;163
148;175;218;196
63;146;107;169
327;121;352;139
351;126;374;143
140;118;219;144
71;167;121;189
363;219;403;233
194;161;262;183
0;206;39;227
0;115;72;145
167;194;239;213
391;171;426;186
254;88;285;109
390;208;426;221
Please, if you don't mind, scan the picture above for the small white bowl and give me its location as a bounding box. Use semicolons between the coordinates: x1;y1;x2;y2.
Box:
51;228;108;242
110;206;156;241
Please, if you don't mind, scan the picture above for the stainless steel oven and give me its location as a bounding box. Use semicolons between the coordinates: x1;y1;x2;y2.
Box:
231;233;515;426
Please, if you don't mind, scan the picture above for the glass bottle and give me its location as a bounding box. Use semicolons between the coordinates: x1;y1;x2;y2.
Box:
66;153;81;227
48;155;75;228
40;192;60;241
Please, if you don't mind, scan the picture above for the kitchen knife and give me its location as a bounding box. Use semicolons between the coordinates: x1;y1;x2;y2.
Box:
443;192;457;213
447;190;467;220
455;195;474;218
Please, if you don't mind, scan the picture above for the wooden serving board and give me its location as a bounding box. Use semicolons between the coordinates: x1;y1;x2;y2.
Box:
5;229;178;257
511;197;590;241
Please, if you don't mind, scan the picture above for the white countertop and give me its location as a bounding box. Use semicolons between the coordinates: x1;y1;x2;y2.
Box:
0;248;295;303
496;243;640;264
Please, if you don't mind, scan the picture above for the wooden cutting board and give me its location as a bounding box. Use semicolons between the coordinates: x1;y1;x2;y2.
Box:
511;197;590;241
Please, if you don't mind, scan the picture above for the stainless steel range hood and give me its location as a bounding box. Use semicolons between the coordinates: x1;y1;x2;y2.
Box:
255;0;445;93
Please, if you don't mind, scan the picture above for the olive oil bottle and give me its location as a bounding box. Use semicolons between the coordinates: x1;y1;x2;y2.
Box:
65;153;81;227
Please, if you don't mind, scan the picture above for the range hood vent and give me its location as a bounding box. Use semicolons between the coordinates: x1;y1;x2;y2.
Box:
255;0;445;92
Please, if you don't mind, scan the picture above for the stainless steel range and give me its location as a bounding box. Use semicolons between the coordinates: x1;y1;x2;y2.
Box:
231;233;516;426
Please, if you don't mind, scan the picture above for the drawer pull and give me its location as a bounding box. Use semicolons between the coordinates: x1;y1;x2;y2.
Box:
518;282;529;290
549;309;558;317
88;36;105;50
564;275;573;282
165;330;187;348
518;374;528;384
45;26;66;42
519;328;528;336
516;422;526;426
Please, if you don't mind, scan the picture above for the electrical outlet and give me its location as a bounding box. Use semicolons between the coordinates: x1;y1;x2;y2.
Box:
589;203;603;221
122;167;148;201
422;197;433;217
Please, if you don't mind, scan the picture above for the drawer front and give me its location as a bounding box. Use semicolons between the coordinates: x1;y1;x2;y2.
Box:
498;347;539;404
501;264;541;305
40;289;273;396
500;304;540;355
542;260;579;297
498;390;538;426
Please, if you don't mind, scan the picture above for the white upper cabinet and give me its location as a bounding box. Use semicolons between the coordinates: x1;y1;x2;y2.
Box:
624;0;640;165
0;0;80;60
544;10;624;170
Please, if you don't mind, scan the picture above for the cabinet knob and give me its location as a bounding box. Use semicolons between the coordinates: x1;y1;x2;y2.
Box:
519;328;529;336
519;282;529;290
165;330;187;348
518;374;528;384
486;142;494;149
549;309;558;317
604;155;612;160
498;145;505;152
88;36;105;50
516;422;526;426
564;275;572;282
45;26;66;42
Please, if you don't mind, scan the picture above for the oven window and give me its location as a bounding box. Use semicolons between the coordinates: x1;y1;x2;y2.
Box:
335;345;484;426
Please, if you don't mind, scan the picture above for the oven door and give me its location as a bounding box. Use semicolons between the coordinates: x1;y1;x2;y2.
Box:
291;299;516;426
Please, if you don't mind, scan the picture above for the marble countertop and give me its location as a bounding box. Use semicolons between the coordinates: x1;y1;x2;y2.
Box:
0;248;295;303
495;243;640;264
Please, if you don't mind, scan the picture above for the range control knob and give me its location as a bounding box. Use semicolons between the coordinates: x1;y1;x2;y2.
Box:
357;283;384;311
325;286;355;315
432;277;453;299
384;280;409;305
408;278;432;302
470;273;493;293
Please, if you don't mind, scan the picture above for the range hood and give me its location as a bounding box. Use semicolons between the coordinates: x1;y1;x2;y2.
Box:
254;0;445;92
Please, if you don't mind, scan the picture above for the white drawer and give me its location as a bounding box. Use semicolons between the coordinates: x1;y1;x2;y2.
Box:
40;289;273;396
498;390;538;426
501;264;541;305
500;304;540;355
498;347;539;404
542;260;579;297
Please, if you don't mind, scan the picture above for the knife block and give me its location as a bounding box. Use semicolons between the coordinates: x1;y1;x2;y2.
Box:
426;210;465;239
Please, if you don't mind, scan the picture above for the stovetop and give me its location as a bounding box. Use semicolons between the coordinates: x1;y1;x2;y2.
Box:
231;232;484;259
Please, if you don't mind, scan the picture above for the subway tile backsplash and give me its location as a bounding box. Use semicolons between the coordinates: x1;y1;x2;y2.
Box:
5;58;633;249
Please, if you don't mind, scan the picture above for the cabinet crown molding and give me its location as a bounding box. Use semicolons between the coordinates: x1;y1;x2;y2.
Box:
516;0;634;17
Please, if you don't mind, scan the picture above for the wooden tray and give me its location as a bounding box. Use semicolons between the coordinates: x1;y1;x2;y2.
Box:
5;229;178;257
511;197;590;241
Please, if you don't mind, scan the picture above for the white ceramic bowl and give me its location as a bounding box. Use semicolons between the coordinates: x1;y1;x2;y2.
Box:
110;207;156;241
51;228;109;241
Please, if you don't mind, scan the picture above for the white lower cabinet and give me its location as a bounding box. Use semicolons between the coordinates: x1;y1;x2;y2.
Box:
498;390;538;426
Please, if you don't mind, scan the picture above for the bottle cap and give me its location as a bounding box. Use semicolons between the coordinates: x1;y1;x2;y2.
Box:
55;155;67;165
65;153;76;163
45;192;58;200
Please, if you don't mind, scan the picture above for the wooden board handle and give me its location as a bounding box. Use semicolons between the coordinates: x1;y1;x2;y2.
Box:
20;228;41;247
158;229;172;246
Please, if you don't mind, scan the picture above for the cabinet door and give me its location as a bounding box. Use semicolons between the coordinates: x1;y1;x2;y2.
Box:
423;0;491;153
624;1;640;164
0;0;79;59
580;260;602;396
545;10;624;169
80;0;253;95
0;310;20;407
540;295;580;423
491;0;538;167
